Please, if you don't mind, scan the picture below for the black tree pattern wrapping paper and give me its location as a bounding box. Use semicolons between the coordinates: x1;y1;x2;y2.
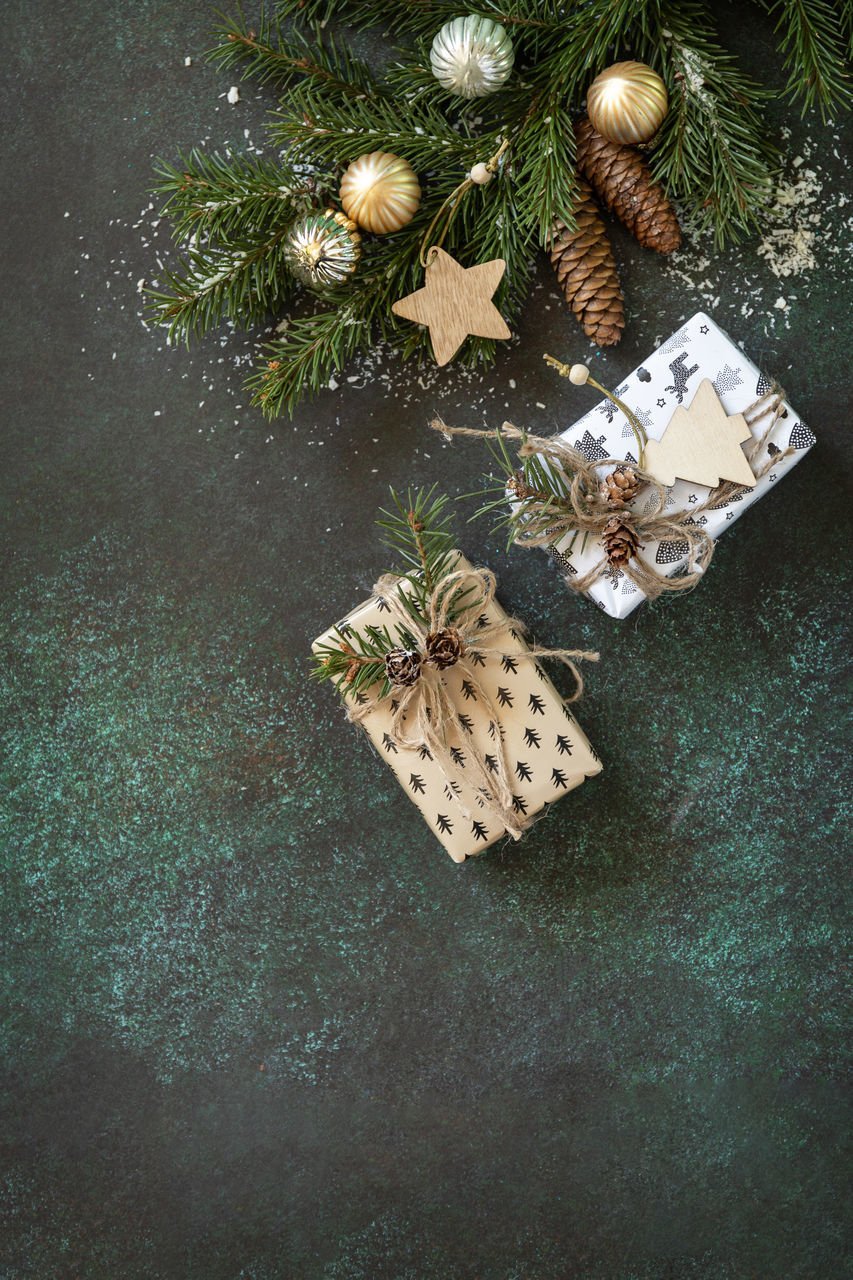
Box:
549;311;816;618
312;555;602;862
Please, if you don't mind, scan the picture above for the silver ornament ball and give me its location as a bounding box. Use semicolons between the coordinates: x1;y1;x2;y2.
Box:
430;15;514;99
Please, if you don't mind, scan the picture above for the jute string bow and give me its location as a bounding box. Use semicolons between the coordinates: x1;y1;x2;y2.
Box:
347;564;598;841
433;386;791;600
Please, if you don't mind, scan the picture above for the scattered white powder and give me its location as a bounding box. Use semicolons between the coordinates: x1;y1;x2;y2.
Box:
184;56;192;67
756;160;823;278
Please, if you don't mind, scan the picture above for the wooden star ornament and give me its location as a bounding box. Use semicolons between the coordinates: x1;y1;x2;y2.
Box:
391;248;511;365
644;379;757;490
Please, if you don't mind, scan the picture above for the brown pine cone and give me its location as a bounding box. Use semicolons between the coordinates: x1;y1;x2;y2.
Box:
425;627;466;669
575;117;681;255
599;464;642;508
550;179;625;346
385;647;422;687
601;515;643;567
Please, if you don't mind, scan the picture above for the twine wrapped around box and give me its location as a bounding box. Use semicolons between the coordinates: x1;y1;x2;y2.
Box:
347;563;598;840
313;545;602;862
432;384;792;602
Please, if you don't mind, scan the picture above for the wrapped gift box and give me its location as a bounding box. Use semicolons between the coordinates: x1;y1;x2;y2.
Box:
546;311;816;619
313;553;602;862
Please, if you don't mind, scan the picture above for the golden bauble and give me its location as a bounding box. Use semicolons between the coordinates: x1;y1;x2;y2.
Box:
587;61;668;145
339;152;421;234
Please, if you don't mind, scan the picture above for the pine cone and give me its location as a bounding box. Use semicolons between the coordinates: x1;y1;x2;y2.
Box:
601;515;642;567
425;627;466;669
575;117;681;255
385;647;422;687
599;464;642;508
550;179;625;347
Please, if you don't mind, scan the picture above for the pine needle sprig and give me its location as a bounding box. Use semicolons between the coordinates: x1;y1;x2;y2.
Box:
209;8;378;96
146;229;296;341
375;486;460;621
312;486;480;696
152;149;318;244
762;0;853;119
311;623;403;699
642;4;779;245
467;429;577;551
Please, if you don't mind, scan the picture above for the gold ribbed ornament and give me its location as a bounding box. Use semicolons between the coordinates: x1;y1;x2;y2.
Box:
284;209;361;288
339;152;421;234
586;61;668;145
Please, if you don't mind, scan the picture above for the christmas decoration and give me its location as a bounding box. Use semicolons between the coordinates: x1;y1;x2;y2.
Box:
148;3;850;414
549;182;624;347
434;312;815;619
429;15;514;99
643;379;757;489
586;60;668;145
599;465;642;508
575;118;681;254
391;248;511;366
601;516;642;567
339;151;421;234
312;488;601;862
385;647;422;687
283;208;361;288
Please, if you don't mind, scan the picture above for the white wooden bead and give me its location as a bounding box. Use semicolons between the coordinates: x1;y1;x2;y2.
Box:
569;364;589;385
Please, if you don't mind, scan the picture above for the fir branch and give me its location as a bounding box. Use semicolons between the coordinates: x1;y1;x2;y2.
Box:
152;149;318;243
311;624;399;698
463;427;577;550
209;7;377;96
376;486;458;613
762;0;853;119
641;4;779;246
146;228;295;341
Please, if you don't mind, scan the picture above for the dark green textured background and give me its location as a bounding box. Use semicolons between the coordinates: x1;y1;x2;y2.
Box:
2;3;850;1277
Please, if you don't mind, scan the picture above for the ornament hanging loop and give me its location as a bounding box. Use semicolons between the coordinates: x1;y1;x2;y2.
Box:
418;138;510;270
544;353;648;466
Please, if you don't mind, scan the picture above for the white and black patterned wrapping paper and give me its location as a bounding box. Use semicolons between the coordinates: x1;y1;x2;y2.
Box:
546;311;816;619
313;553;602;863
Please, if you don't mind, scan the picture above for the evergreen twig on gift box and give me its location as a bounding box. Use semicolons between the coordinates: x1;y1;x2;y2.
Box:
312;486;479;698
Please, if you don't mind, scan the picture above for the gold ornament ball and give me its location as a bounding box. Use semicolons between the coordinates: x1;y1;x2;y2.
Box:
339;152;421;234
587;61;668;145
284;209;362;289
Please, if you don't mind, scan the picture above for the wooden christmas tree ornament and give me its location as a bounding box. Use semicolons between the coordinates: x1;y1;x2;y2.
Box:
391;247;511;365
643;379;758;489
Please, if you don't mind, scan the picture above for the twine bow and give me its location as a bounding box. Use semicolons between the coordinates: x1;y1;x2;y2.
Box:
432;386;792;601
347;564;598;841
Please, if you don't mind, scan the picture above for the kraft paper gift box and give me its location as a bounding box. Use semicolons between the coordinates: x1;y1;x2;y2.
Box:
545;311;816;619
312;553;602;862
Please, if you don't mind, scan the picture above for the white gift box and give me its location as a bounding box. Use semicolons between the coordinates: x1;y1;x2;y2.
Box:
545;311;816;619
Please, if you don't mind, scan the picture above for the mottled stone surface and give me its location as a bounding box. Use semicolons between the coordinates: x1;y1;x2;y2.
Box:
1;3;850;1277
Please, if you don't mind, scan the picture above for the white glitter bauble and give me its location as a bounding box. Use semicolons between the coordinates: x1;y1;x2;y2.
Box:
430;15;514;99
586;61;668;145
339;152;421;234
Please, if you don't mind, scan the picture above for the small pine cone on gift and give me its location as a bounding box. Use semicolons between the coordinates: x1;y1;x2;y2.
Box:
599;464;642;508
425;627;466;669
385;647;422;687
601;515;643;567
575;117;681;255
550;179;625;347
